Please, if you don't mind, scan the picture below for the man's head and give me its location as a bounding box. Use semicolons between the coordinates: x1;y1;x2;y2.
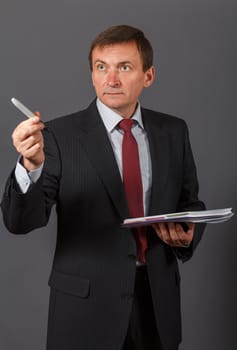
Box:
89;25;153;72
90;25;155;118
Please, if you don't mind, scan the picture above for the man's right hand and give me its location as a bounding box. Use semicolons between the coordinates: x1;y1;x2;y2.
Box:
12;112;45;172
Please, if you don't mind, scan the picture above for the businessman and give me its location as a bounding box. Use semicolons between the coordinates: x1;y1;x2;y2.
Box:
1;25;205;350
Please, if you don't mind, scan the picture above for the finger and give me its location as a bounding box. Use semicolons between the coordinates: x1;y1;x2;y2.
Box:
13;120;44;139
176;223;194;247
17;134;44;155
12;122;44;145
186;222;195;234
23;143;44;159
34;111;41;118
176;223;195;238
14;112;44;130
153;222;171;245
15;116;41;129
166;222;183;246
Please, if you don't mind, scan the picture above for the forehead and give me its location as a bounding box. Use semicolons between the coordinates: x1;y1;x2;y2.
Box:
91;42;142;64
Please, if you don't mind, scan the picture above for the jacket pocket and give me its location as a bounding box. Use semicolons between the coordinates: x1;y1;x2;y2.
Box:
48;269;90;298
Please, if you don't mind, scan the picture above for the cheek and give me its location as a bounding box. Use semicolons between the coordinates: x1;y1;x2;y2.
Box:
92;75;105;90
92;75;97;87
127;81;145;97
126;75;145;89
92;80;101;93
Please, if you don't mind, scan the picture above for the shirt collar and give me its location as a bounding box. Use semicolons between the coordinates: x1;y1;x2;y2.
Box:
96;98;144;133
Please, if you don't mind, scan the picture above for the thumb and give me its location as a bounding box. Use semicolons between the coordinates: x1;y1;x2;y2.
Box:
34;111;41;118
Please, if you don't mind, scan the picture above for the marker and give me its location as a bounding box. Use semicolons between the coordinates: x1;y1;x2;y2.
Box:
11;98;37;119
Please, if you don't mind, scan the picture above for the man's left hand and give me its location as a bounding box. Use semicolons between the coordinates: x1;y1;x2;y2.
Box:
152;222;195;248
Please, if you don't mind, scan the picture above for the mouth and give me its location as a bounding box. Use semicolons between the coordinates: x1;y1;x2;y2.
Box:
103;92;123;95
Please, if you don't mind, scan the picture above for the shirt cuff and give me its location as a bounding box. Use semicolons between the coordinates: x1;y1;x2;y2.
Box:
15;159;44;193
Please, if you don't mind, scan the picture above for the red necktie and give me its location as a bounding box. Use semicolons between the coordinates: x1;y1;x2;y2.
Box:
119;119;147;263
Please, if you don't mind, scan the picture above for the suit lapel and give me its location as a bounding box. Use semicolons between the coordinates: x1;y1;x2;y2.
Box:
75;101;129;219
73;102;170;219
142;109;170;215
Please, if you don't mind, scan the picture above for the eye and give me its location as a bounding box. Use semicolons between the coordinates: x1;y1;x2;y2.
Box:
120;65;131;72
97;64;106;71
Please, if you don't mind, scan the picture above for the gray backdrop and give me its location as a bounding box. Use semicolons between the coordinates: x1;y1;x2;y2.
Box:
0;0;236;349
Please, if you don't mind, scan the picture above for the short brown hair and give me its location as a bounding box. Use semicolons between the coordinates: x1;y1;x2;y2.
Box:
89;25;153;72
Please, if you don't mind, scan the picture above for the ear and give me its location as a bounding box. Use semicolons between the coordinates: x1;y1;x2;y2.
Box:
144;66;155;88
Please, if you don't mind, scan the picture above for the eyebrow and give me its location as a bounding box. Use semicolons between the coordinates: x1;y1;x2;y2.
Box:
94;60;106;65
93;60;133;66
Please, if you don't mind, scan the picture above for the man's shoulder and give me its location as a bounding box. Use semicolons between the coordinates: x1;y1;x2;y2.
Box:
141;106;187;129
45;100;97;132
45;110;83;131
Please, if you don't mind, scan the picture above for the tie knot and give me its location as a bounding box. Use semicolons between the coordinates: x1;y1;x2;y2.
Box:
119;119;134;133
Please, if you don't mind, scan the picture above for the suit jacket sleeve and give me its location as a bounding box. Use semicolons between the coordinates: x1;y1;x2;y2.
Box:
1;126;61;234
174;121;206;262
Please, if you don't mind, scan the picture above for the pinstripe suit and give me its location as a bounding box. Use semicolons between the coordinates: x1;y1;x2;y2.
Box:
1;100;205;350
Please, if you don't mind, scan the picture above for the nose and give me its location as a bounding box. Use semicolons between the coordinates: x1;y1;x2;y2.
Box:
107;69;121;87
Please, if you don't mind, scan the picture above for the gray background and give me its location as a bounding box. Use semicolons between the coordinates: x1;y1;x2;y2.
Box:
0;0;236;349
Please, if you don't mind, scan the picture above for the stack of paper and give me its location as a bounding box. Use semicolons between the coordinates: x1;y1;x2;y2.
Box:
122;208;234;228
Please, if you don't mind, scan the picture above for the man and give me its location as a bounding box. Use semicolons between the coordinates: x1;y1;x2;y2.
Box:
1;25;205;350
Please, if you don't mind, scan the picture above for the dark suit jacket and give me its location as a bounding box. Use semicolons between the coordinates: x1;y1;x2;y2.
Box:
1;100;205;350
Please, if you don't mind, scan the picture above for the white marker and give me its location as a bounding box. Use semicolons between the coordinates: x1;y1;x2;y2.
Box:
11;98;37;119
